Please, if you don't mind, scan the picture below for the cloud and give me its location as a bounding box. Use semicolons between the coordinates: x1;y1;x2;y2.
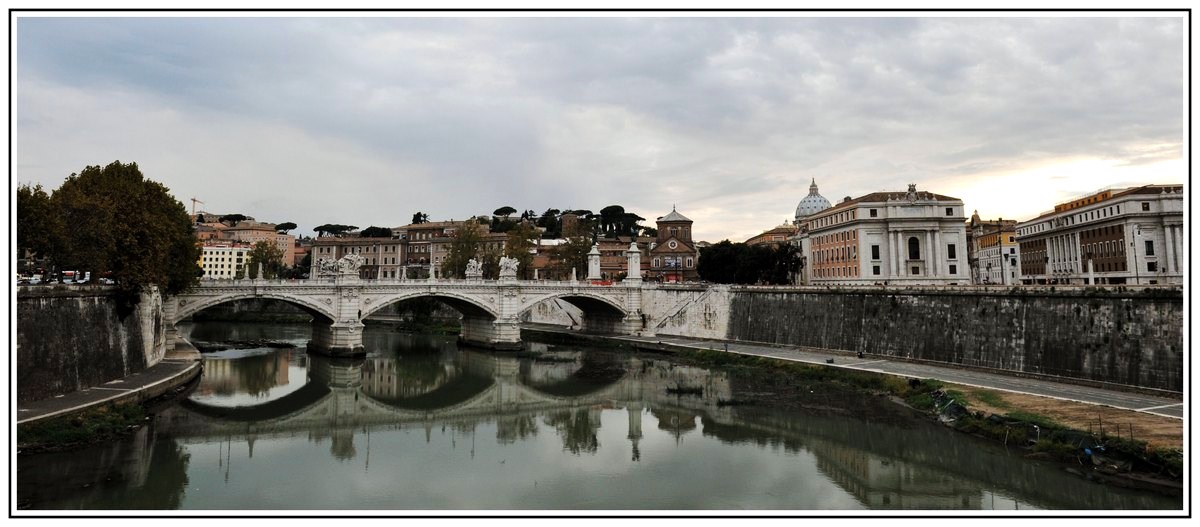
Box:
16;15;1184;241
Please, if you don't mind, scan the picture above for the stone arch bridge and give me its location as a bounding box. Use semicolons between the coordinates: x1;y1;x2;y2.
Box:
166;272;646;355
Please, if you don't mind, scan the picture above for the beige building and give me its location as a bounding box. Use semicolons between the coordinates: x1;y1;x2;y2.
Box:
968;213;1020;285
222;222;296;265
796;184;968;286
199;243;252;280
1016;184;1183;285
311;236;405;279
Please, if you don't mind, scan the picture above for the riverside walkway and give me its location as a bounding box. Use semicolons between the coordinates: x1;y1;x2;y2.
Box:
525;324;1184;419
16;345;202;426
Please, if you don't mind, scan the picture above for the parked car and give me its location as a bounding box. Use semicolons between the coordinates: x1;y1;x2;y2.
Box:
99;278;115;285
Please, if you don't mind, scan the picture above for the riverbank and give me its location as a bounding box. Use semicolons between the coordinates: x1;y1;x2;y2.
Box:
16;340;203;452
522;326;1183;495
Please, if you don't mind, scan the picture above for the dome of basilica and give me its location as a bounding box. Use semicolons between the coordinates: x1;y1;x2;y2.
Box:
795;179;832;221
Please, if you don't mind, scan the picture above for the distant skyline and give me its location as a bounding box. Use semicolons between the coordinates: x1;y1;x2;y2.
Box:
15;14;1185;242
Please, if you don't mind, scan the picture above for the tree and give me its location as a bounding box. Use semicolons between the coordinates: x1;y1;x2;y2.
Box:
440;221;483;279
551;235;592;280
17;183;65;272
599;205;625;236
219;214;247;227
493;206;517;219
50;161;201;311
698;241;800;285
195;213;207;224
697;240;740;284
360;226;393;238
411;212;429;224
504;221;540;279
246;240;286;279
314;224;358;237
275;222;297;233
537;208;561;238
479;242;503;279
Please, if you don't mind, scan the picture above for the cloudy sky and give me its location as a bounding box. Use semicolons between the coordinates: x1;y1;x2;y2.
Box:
15;14;1185;242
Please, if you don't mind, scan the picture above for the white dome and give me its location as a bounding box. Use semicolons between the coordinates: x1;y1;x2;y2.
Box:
795;179;831;220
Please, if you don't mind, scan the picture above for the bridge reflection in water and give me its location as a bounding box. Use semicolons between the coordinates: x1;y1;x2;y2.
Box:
18;328;1180;510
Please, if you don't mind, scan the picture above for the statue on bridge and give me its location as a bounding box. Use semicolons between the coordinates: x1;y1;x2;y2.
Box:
498;256;519;279
465;258;484;279
317;254;367;277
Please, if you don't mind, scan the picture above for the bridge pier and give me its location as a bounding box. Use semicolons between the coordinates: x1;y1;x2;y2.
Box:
581;312;642;336
459;315;523;351
307;321;366;357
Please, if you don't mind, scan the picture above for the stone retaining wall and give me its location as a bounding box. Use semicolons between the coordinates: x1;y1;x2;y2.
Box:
17;286;167;402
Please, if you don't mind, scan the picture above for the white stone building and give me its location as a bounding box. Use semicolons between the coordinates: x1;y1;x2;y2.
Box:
199;243;251;279
796;184;969;286
1016;184;1183;285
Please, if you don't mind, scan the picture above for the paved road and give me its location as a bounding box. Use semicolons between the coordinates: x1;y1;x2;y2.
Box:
529;327;1184;419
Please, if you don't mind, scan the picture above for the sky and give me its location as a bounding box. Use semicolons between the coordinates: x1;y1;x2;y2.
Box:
14;14;1186;243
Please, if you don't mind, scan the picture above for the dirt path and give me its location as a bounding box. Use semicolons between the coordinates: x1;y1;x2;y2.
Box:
946;383;1182;450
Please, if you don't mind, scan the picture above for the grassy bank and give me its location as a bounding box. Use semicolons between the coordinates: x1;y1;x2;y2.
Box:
672;348;1183;490
17;403;147;453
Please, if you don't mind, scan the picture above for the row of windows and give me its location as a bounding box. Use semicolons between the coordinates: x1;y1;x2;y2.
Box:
652;257;694;269
812;210;857;229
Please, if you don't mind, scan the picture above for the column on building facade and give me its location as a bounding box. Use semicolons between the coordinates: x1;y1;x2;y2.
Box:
1164;224;1176;274
933;229;942;277
924;230;933;277
888;230;898;277
1073;232;1082;274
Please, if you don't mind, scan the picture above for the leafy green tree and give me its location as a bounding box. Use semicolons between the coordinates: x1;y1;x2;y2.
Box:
411;212;429;224
360;226;393;238
219;214;247;227
504;221;540;279
441;221;483;279
314;224;358;237
599;205;625;236
493;206;517;219
17;183;65;272
274;222;297;233
698;241;799;285
480;243;503;279
536;208;561;238
246;240;286;279
551;235;592;280
697;240;740;284
51;161;200;311
194;213;207;224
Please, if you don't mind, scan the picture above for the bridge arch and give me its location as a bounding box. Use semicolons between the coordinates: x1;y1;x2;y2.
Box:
516;291;630;319
360;291;500;321
173;291;338;324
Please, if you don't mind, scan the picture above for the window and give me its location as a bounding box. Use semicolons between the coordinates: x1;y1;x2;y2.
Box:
686;257;694;268
1144;240;1154;256
908;237;920;260
1147;262;1158;272
911;266;920;275
1008;236;1015;243
1009;248;1015;255
1010;258;1017;267
947;243;956;259
652;258;660;268
870;209;878;218
949;264;957;275
945;207;954;216
873;265;881;275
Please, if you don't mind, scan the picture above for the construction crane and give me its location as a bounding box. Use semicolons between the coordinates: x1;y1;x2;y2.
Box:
190;197;205;218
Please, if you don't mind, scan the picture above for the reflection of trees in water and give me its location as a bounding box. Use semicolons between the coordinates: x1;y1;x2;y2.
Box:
544;409;601;455
117;437;191;509
19;432;192;510
236;352;287;397
393;353;450;389
495;415;539;444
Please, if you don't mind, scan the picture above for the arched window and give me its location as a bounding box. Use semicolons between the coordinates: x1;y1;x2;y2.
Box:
908;237;920;260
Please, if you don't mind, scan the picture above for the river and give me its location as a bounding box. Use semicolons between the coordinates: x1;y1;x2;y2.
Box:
16;322;1182;511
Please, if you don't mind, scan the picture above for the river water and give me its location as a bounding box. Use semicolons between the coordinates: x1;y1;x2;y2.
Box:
17;322;1181;511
